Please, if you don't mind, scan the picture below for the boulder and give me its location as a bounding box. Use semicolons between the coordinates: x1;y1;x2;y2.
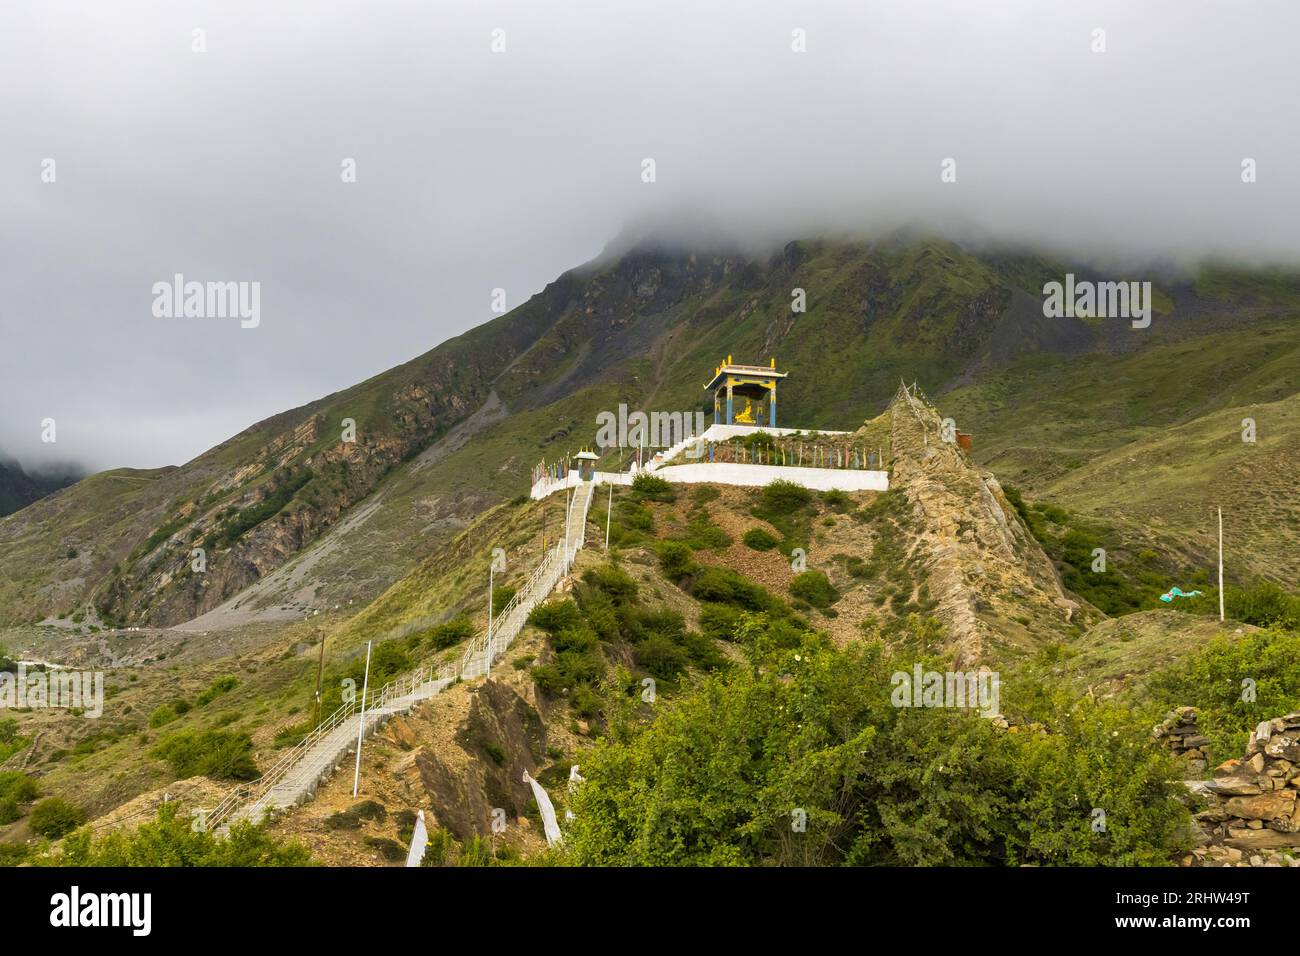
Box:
1223;791;1295;822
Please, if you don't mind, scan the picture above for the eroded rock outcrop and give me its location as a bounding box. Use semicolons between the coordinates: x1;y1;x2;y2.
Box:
884;384;1086;665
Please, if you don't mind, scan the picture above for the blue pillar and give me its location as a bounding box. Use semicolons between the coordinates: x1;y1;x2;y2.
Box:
769;387;777;427
726;384;733;425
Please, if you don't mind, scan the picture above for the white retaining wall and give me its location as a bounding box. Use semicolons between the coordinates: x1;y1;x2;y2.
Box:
653;462;888;492
530;422;883;500
530;470;633;500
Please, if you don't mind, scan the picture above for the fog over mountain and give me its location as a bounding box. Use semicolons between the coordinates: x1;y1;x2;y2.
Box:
2;0;1297;473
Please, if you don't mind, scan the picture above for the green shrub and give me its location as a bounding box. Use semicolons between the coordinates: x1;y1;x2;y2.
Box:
419;617;475;650
581;565;638;604
758;479;812;515
29;797;86;839
634;634;690;680
528;600;585;635
491;586;517;616
272;720;312;749
821;489;851;512
0;799;20;825
570;685;603;719
151;730;259;780
742;527;778;551
149;704;179;728
394;809;418;843
699;604;742;643
679;519;731;551
615;498;654;533
691;566;776;611
1145;626;1300;764
631;473;676;502
1226;582;1300;630
325;800;387;830
46;801;310;866
364;836;407;862
564;634;1189;867
196;675;240;707
790;570;840;609
656;541;695;579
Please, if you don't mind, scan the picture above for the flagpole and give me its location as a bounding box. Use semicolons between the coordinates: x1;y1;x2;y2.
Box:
1218;507;1225;623
352;640;372;797
605;483;613;549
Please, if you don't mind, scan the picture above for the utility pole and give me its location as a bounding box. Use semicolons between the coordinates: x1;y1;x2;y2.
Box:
352;640;372;798
1218;507;1225;623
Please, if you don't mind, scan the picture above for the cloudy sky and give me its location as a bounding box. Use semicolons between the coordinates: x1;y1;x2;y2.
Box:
2;0;1297;473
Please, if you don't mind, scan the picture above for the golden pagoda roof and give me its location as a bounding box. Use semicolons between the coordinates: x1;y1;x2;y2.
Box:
704;357;788;391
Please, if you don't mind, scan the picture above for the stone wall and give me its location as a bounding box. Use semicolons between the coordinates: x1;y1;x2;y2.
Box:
1188;712;1300;867
1153;706;1210;775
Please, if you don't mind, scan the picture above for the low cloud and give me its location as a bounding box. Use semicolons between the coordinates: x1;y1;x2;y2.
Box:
2;0;1296;471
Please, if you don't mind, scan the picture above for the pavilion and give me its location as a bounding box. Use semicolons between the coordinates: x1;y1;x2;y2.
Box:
704;356;788;427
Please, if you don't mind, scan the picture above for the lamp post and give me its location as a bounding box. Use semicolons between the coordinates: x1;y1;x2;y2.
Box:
351;640;372;798
487;557;495;677
605;483;613;549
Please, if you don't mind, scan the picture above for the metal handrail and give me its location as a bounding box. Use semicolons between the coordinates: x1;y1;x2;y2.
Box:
206;483;594;832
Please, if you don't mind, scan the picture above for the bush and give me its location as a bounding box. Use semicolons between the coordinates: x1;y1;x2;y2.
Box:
529;599;606;709
419;617;475;651
272;720;312;749
570;685;603;719
149;704;179;728
491;586;517;616
679;519;731;551
564;634;1189;866
581;565;638;604
29;797;86;838
821;489;851;512
631;473;676;502
325;800;387;830
691;566;775;611
656;541;695;579
758;479;812;516
1144;626;1300;764
528;600;585;635
364;836;407;862
151;730;259;780
634;634;690;680
349;641;411;691
1227;582;1300;630
742;527;779;551
698;604;742;643
44;801;310;866
196;675;239;707
614;498;654;533
790;570;840;609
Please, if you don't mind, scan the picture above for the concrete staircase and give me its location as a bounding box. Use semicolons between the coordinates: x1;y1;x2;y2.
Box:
206;480;595;833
